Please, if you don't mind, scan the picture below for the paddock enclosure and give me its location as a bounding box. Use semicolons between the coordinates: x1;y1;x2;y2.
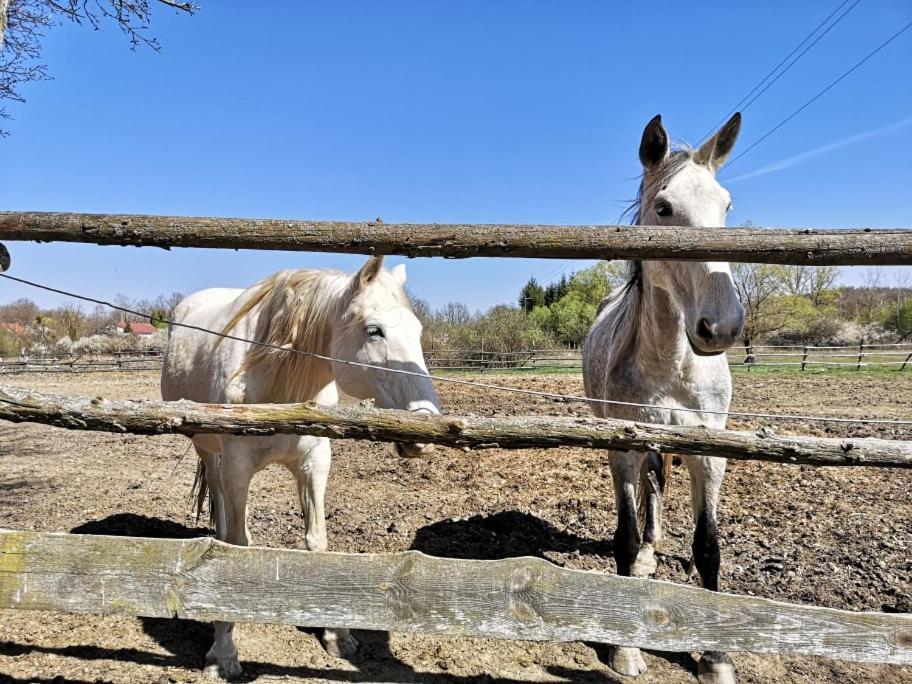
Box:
0;212;911;683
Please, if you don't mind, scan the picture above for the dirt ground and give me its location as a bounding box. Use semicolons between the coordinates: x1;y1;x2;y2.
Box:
0;370;910;683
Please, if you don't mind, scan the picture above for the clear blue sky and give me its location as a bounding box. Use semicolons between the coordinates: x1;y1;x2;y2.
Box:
2;1;910;312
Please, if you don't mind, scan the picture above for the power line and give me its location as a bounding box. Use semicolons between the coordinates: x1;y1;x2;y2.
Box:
701;0;860;142
736;0;863;116
2;271;911;426
725;17;912;170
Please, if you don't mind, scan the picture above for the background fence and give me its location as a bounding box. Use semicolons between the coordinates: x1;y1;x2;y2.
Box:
422;343;912;371
2;344;910;374
0;350;163;374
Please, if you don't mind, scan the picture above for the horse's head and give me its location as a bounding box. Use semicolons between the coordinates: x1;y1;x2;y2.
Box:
636;113;746;355
331;256;439;457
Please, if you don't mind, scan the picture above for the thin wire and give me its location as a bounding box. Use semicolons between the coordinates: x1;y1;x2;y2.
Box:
2;272;910;427
737;0;862;115
700;0;858;143
725;18;912;170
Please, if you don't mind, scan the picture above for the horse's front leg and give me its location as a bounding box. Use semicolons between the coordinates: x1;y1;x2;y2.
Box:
606;451;648;677
685;454;736;684
203;439;254;681
292;437;358;659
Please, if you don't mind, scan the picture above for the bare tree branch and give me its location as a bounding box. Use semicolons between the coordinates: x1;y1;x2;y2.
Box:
0;0;196;134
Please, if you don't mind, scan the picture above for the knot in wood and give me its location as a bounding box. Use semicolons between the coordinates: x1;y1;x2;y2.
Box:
507;565;540;625
647;606;671;628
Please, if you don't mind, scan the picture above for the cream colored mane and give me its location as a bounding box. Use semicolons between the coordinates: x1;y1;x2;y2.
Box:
221;267;410;402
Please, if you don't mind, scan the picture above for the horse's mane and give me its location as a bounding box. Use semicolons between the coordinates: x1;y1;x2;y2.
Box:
596;148;693;372
220;267;410;403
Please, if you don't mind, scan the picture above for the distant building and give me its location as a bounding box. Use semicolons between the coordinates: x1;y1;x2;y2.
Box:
0;322;27;336
126;321;157;336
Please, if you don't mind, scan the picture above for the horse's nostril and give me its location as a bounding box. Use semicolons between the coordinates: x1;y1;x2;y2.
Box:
697;318;714;341
730;327;741;339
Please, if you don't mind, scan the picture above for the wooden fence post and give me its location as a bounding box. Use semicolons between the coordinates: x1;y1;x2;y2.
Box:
801;345;809;372
901;350;912;372
856;339;865;371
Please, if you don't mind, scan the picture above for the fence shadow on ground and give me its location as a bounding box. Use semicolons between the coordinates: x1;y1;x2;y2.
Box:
409;509;613;560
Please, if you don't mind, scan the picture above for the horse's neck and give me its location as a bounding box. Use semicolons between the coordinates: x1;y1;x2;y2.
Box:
635;270;689;370
242;280;345;404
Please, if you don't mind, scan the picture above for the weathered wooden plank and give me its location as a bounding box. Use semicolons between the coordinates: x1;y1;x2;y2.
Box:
0;383;910;467
1;529;909;664
1;211;911;265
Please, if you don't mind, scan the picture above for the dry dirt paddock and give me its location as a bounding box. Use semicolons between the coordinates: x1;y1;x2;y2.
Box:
1;369;910;684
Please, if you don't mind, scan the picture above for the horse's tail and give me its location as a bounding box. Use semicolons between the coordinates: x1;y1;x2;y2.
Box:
636;452;672;535
191;458;211;524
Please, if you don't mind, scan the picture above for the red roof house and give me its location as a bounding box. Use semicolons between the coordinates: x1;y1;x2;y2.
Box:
126;321;158;336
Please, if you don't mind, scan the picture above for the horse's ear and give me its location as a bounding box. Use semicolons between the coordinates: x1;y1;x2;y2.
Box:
356;256;384;289
390;263;407;286
695;112;741;173
639;114;669;169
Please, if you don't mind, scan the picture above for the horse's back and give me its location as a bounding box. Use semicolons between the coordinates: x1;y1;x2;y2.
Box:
161;287;251;404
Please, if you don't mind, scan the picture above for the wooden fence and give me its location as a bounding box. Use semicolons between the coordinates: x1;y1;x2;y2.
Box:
0;352;163;374
0;214;910;669
2;211;912;264
422;344;912;372
2;383;910;467
2;529;909;665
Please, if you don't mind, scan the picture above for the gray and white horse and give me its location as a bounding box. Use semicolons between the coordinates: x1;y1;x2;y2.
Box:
161;256;439;679
582;113;745;683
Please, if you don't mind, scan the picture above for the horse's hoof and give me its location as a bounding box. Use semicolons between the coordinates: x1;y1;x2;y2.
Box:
203;656;243;680
698;652;736;684
631;544;657;577
608;646;647;677
322;627;359;659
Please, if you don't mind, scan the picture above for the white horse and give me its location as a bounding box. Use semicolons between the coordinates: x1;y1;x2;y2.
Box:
582;113;745;683
161;256;439;680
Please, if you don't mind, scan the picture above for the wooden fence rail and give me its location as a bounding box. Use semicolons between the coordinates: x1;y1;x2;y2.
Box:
1;384;910;467
2;212;912;265
1;529;909;664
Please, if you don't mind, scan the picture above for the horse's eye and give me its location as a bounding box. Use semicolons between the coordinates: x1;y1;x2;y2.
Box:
655;200;673;218
366;325;384;338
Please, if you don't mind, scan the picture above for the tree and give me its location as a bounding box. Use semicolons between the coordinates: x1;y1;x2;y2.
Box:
544;274;570;306
731;262;789;341
518;277;545;313
777;265;840;306
1;0;196;132
567;261;625;307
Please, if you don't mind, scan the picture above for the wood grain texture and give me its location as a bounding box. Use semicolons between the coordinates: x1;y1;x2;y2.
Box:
1;383;910;467
1;211;911;264
1;529;909;663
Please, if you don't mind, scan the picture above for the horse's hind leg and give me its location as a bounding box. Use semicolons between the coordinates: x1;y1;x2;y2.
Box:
194;444;224;536
203;438;254;681
685;454;736;684
292;437;358;659
606;451;648;677
634;451;666;577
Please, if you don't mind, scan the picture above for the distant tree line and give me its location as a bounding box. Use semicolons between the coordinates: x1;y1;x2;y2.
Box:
412;262;911;362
